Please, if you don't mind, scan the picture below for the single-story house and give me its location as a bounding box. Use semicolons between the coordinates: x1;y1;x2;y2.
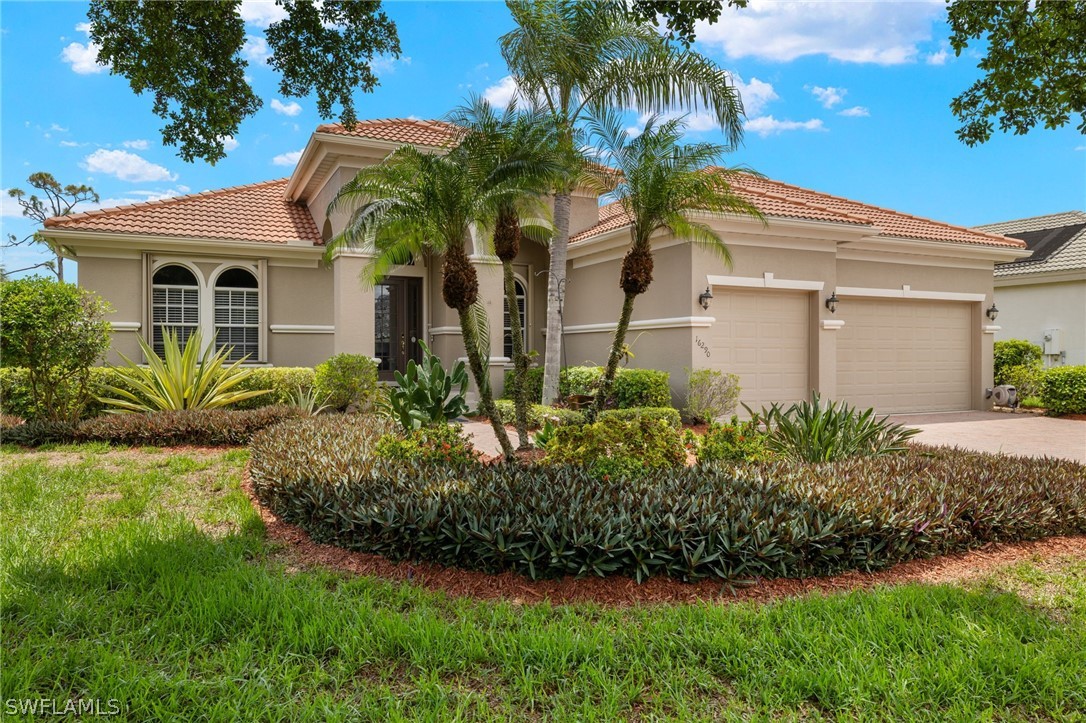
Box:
975;212;1086;367
42;118;1030;414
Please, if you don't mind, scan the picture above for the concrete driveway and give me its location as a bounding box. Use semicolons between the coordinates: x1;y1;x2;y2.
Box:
891;411;1086;464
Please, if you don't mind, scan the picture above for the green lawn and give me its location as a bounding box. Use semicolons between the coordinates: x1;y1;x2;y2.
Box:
2;445;1084;721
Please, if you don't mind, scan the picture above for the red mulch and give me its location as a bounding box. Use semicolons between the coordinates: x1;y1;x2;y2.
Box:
241;468;1086;608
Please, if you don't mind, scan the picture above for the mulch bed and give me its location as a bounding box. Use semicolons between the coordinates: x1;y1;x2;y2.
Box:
241;468;1086;607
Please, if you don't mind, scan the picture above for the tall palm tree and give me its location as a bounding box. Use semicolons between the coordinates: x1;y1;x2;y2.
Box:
448;97;560;448
326;144;524;459
500;0;746;404
585;110;764;413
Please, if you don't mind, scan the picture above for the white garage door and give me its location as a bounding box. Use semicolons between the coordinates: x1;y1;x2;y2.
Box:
837;299;972;413
706;289;810;412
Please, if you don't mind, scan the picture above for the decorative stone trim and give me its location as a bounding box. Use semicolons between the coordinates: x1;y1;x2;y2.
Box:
268;324;334;334
982;325;1002;335
706;272;825;291
429;326;463;336
563;316;715;335
820;319;846;330
110;321;142;331
835;285;986;302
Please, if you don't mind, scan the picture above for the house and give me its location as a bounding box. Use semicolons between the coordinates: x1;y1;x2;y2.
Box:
975;212;1086;367
41;118;1030;414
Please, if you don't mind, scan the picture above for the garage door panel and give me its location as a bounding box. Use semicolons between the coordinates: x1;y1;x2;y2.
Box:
708;289;810;411
837;299;971;414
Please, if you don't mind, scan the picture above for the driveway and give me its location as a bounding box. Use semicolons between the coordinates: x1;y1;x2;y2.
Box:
891;411;1086;464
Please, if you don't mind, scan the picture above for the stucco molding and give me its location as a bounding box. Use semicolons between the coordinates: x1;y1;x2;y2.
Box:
110;321;141;332
269;324;335;334
820;319;845;330
982;325;1002;335
707;272;825;292
429;326;463;336
43;228;324;263
836;285;986;302
840;236;1028;264
563;316;715;335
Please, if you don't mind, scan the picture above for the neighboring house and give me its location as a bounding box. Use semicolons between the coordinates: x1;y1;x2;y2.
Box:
41;118;1029;414
975;212;1086;367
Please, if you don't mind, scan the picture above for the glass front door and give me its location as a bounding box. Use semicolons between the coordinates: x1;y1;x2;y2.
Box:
374;276;423;381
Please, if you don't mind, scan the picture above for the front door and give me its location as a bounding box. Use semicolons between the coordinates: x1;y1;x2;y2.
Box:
374;276;423;381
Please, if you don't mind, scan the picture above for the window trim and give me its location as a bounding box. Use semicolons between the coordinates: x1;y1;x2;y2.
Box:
212;266;261;363
503;272;529;359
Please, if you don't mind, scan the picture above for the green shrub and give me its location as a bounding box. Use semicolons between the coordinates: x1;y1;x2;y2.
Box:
250;431;1086;583
684;368;740;424
376;424;481;466
503;365;672;409
3;406;302;447
597;407;681;429
541;417;686;479
1040;365;1086;415
562;366;603;397
1002;364;1045;400
1020;396;1045;409
384;342;469;431
492;399;586;428
230;367;316;409
697;417;771;464
994;339;1043;385
752;393;919;463
0;277;112;421
314;353;379;412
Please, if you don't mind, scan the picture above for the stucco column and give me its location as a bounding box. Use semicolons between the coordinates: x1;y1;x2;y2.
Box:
333;255;374;356
474;256;510;396
978;302;997;410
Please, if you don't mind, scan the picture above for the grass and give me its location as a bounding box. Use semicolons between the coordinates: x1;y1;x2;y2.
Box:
2;447;1085;721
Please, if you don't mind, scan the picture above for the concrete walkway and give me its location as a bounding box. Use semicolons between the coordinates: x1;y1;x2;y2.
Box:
891;411;1086;464
461;420;524;457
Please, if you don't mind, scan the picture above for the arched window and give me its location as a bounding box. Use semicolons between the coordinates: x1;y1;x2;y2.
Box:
214;268;260;362
151;264;199;357
503;278;528;359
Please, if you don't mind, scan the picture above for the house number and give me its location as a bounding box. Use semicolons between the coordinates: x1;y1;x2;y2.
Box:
696;336;711;358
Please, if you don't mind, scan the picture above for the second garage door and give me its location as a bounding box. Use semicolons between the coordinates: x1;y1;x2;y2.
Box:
707;289;810;411
837;298;972;413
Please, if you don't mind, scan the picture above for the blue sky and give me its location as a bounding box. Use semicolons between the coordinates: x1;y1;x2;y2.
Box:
2;0;1084;281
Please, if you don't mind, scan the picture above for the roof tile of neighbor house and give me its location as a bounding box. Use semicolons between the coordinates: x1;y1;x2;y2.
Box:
316;118;462;147
572;173;1026;249
43;178;322;245
977;211;1086;277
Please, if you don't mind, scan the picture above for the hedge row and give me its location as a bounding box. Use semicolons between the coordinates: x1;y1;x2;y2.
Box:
1040;365;1086;415
504;366;672;408
2;406;303;447
250;416;1086;583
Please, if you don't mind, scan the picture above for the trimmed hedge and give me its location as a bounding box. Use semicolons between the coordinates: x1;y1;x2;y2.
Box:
503;365;672;408
2;406;303;447
541;417;686;480
1;366;315;418
597;407;681;429
1040;365;1086;415
491;399;586;428
250;418;1086;583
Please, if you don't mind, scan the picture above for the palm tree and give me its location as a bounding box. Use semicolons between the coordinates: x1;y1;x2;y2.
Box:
585;110;764;413
447;97;560;448
500;0;746;404
327;144;525;459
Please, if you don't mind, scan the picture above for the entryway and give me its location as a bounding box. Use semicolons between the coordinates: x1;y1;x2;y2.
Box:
374;276;422;381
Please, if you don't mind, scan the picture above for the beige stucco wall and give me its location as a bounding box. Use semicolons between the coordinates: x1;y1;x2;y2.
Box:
267;264;335;366
77;256;144;364
994;279;1086;366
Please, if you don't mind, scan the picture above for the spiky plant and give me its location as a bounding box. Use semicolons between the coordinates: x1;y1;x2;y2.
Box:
585;110;763;413
99;327;270;412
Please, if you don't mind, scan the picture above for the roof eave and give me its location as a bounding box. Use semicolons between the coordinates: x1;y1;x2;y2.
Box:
41;228;325;259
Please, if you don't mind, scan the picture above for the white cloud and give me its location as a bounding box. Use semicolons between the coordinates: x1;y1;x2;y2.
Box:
61;23;109;74
242;35;271;63
271;99;302;117
732;76;778;117
744;115;826;137
239;0;288;28
1075;145;1086;152
1;196;27;218
220;135;240;152
59;140;82;147
371;55;411;75
82;149;177;182
809;85;845;109
483;75;519;108
838;106;870;117
122;139;150;150
49;123;68;133
694;0;944;64
272;149;303;167
926;48;949;65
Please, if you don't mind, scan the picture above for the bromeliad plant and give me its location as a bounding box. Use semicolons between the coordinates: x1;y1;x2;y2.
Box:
99;327;271;412
749;392;919;463
384;341;470;431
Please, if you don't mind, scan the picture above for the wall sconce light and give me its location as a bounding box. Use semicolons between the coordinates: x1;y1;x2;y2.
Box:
825;291;839;314
698;286;713;311
986;302;999;321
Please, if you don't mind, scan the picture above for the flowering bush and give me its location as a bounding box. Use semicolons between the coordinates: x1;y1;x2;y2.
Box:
696;417;771;464
375;423;481;466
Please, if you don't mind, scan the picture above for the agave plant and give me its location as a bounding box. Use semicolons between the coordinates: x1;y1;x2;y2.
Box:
98;327;271;412
384;341;471;431
288;385;333;416
749;392;920;463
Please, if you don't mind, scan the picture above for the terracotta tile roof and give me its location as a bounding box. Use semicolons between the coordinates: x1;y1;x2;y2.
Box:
316;118;462;147
978;211;1086;277
572;172;1025;249
43;179;321;245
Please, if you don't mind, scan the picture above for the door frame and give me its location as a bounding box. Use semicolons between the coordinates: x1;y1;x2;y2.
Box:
374;275;423;381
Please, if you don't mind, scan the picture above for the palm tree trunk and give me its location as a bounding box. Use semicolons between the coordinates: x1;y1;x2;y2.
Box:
458;306;516;460
541;191;571;405
595;290;639;414
503;261;531;449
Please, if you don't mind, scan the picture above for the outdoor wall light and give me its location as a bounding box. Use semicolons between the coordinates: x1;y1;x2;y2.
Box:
699;286;713;311
825;291;839;314
986;303;999;322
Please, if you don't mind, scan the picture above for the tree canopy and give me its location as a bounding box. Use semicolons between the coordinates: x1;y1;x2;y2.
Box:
88;0;400;163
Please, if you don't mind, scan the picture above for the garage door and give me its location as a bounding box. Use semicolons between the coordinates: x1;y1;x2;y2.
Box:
837;299;972;413
707;289;810;412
